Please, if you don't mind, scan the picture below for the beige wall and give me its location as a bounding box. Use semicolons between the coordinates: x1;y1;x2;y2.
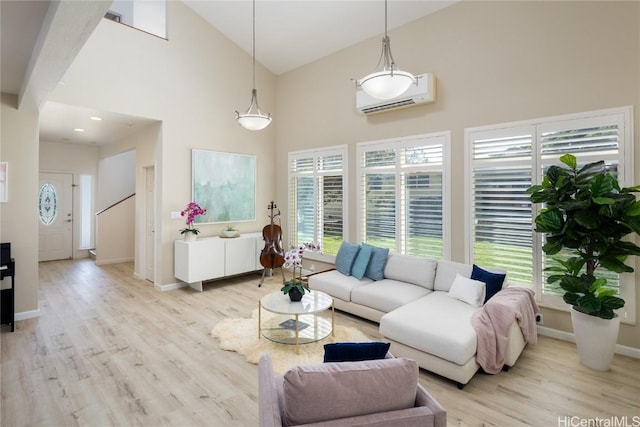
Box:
275;1;640;349
95;195;135;265
0;94;39;315
99;123;160;282
49;2;278;287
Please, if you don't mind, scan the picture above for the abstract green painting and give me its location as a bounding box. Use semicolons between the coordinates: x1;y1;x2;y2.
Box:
192;149;256;224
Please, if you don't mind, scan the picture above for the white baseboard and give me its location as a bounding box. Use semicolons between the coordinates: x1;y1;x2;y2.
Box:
155;282;186;292
15;308;41;321
95;257;134;266
537;325;640;359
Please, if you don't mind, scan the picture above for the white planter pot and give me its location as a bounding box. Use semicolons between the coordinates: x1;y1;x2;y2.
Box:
570;307;620;371
184;232;197;242
220;230;239;238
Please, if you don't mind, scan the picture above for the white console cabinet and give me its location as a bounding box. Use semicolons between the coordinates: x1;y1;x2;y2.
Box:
175;232;262;291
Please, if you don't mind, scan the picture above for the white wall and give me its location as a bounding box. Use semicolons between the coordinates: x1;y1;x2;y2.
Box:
97;149;136;211
39;140;98;258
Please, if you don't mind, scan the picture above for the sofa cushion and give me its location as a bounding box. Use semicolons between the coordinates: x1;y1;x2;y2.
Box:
447;273;486;307
364;244;390;281
351;279;432;313
335;241;360;275
434;260;473;292
471;264;507;303
308;269;371;302
323;341;390;362
380;292;480;366
384;253;437;290
282;357;418;426
351;244;373;280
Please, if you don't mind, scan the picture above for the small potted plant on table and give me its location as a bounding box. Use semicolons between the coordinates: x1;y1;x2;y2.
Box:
280;243;320;301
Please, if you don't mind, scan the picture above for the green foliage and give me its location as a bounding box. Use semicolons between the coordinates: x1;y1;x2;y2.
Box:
280;279;310;296
528;154;639;319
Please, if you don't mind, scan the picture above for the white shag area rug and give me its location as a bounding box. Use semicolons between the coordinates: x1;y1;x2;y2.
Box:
211;309;371;374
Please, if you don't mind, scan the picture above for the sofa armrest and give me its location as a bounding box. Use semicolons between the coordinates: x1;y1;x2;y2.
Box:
259;355;283;427
415;383;447;427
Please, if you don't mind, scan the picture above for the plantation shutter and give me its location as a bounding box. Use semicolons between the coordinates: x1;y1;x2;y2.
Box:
467;107;631;315
288;147;346;255
360;147;397;250
469;127;535;284
538;115;625;295
358;133;448;257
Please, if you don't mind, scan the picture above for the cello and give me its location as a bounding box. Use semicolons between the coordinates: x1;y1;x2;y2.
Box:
258;201;286;287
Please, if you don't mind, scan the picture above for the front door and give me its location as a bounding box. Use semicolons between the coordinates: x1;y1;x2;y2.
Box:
38;172;73;261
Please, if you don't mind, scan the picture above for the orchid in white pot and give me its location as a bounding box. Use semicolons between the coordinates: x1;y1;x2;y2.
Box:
179;202;207;241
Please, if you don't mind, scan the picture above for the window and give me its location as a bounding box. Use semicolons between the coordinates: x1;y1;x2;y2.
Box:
38;183;58;225
466;106;634;320
80;175;93;249
288;146;347;255
357;132;450;259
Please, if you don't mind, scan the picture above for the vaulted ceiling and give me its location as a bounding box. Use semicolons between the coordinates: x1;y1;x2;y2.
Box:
1;1;455;145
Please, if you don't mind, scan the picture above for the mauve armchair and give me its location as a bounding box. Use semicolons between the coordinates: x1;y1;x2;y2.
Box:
258;355;446;427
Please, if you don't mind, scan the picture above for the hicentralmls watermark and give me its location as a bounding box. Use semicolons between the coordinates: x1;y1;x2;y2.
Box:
558;416;640;427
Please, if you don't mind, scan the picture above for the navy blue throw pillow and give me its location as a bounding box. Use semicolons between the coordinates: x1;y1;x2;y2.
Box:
323;342;391;363
471;264;507;303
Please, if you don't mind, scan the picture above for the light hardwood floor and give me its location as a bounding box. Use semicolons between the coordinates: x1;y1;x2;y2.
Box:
1;259;638;426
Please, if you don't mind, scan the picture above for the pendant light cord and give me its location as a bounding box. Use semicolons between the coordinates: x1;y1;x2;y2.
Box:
252;0;256;90
384;0;388;37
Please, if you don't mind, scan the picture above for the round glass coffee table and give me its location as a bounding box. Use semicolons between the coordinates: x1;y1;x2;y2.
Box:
258;290;334;354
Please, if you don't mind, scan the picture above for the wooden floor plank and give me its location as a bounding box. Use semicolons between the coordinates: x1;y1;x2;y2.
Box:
1;259;638;426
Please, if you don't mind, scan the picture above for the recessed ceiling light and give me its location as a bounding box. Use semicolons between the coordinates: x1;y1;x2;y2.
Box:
90;116;103;121
74;128;85;132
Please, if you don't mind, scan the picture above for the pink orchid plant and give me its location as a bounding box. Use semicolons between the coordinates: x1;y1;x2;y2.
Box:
179;202;207;235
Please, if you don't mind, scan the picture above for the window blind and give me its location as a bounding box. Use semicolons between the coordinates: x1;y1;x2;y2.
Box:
358;133;449;258
288;147;346;255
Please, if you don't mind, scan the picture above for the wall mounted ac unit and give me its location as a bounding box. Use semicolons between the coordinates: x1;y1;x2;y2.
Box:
356;73;436;115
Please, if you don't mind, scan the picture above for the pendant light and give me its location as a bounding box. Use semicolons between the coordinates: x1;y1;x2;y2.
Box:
356;0;417;100
236;0;271;131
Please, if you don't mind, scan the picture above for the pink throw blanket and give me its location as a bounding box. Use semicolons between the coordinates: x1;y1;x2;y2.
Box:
471;287;539;374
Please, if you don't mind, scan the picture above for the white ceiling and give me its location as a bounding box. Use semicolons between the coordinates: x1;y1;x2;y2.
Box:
39;102;159;145
2;0;456;146
183;0;456;76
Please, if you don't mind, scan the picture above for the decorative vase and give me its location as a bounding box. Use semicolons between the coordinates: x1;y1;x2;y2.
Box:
570;307;620;371
220;229;239;238
288;287;303;302
184;232;197;242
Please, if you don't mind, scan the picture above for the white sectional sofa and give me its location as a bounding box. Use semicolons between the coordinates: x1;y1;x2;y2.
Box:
308;249;530;388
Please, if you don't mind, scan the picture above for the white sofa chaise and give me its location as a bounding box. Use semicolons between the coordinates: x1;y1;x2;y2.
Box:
308;251;530;387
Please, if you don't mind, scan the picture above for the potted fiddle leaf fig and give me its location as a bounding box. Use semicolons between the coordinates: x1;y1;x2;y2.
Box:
527;153;640;370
